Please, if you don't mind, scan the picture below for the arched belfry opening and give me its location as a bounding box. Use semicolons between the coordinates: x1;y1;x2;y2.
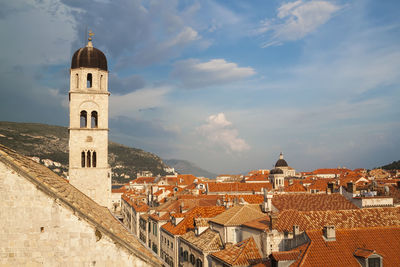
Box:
87;151;91;167
87;73;92;88
91;111;98;128
81;152;85;167
92;151;97;167
80;111;87;128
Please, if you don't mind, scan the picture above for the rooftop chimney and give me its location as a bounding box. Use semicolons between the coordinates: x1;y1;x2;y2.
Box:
323;225;336;241
269;213;278;230
293;225;300;237
262;189;273;213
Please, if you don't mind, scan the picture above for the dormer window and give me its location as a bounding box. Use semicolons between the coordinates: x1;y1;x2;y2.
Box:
354;248;382;267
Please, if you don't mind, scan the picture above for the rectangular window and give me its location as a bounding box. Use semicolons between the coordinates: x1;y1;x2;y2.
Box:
152;243;158;254
368;258;380;267
153;222;158;236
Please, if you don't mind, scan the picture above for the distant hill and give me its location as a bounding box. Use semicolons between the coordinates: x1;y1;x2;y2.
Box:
380;160;400;170
0;121;170;183
164;159;217;179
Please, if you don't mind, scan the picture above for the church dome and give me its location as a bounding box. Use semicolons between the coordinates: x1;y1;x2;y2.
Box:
71;44;107;71
270;168;284;174
275;159;288;167
275;152;288;167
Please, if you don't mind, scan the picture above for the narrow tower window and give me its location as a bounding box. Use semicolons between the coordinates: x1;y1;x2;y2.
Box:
100;75;103;90
87;73;92;88
91;111;98;128
87;151;91;167
76;73;79;88
80;111;87;128
81;151;85;167
92;151;97;167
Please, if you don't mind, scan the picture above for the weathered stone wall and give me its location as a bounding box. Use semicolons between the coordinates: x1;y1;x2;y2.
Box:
0;161;151;266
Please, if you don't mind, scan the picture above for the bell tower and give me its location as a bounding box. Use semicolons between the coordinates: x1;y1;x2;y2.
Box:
68;32;111;208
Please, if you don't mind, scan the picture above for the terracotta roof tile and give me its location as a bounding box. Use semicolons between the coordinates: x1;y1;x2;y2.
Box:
210;204;265;226
292;226;400;266
272;193;357;212
274;207;400;232
271;250;300;261
181;228;223;252
242;216;270;231
210;237;262;266
207;182;272;193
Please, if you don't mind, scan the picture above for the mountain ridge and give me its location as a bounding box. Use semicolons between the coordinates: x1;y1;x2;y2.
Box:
0;121;169;183
164;158;217;179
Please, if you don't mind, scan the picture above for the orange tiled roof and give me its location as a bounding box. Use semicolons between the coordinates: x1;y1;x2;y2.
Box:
271;251;301;261
210;204;265;226
272;193;357;212
284;181;306;192
181;228;223;252
161;206;226;235
111;186;127;193
274;207;400;232
210;237;262;266
242;216;270;231
132;177;155;184
131;201;149;212
291;226;400;266
246;173;270;182
223;194;264;204
207;182;272;193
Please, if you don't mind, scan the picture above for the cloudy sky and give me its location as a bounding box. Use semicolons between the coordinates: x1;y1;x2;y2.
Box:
0;0;399;174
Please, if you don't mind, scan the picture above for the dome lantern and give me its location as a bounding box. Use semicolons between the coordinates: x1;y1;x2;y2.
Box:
71;31;107;71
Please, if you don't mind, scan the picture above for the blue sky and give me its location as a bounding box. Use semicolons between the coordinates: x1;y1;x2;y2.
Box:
0;0;399;174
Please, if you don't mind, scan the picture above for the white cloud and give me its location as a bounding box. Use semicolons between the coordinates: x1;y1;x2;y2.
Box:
197;113;250;153
172;58;255;88
257;0;341;47
109;86;170;118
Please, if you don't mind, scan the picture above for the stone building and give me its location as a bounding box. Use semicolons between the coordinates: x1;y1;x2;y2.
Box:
0;144;161;266
274;153;296;177
68;35;111;208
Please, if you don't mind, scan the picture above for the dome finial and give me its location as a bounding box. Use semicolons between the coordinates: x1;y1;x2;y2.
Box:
87;30;94;47
280;152;283;159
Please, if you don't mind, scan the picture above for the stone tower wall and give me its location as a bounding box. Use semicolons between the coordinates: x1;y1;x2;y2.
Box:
69;66;111;208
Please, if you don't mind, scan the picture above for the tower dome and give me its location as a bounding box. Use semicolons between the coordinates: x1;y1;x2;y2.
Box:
274;152;288;167
71;38;107;71
270;168;284;175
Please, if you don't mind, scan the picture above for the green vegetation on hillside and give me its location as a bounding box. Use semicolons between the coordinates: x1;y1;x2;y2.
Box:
380;160;400;170
0;121;169;183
